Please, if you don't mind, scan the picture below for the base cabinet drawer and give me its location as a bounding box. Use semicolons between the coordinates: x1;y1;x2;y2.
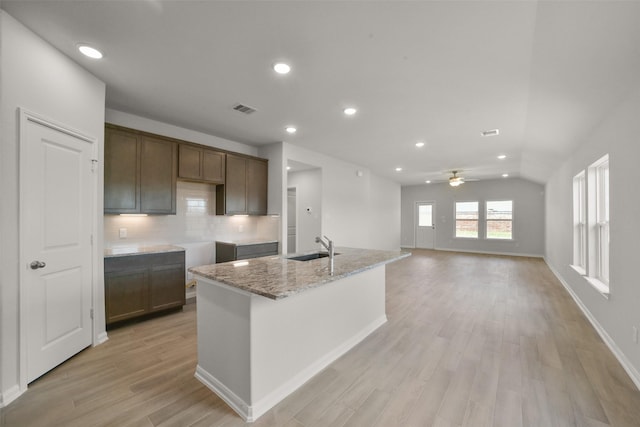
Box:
105;251;185;325
216;241;279;263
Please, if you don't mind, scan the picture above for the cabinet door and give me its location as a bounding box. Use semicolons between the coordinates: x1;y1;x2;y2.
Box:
105;268;148;324
104;128;139;213
140;137;177;214
149;263;185;311
247;158;268;215
224;154;248;214
236;242;278;260
202;150;225;183
178;144;203;180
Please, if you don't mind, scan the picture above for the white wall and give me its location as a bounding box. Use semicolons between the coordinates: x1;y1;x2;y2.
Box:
281;143;401;251
287;169;322;252
401;178;545;256
545;87;640;387
0;11;106;406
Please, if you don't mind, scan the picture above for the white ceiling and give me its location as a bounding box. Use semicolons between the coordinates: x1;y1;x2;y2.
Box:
4;1;640;185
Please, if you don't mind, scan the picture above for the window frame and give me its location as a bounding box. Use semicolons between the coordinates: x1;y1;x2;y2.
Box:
572;171;586;273
454;200;479;239
592;156;609;287
573;154;610;297
485;200;513;240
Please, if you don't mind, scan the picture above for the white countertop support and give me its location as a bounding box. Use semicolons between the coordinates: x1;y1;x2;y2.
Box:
194;265;387;422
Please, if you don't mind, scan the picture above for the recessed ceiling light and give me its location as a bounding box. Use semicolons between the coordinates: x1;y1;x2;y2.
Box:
77;44;103;59
415;142;425;148
286;166;291;170
273;63;291;74
343;107;357;116
425;180;431;184
395;167;402;172
285;126;297;134
497;154;507;160
481;129;500;137
502;173;509;178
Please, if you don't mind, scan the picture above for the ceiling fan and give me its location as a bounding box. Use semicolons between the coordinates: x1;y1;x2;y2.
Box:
447;170;479;187
449;171;466;187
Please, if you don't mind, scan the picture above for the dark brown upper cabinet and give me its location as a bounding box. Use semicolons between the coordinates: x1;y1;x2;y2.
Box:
178;144;225;184
104;127;139;213
104;124;177;214
216;154;268;215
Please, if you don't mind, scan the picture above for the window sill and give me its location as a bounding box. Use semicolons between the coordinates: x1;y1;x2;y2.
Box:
585;276;610;299
570;264;586;276
570;265;609;299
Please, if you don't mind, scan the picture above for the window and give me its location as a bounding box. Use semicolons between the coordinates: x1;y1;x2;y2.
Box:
591;156;609;286
572;172;586;272
486;200;513;239
455;201;478;238
573;154;610;296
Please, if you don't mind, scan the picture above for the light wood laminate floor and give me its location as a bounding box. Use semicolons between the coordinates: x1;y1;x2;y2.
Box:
2;250;640;426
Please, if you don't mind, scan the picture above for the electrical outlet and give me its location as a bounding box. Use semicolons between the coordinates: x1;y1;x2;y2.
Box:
119;228;127;238
633;326;638;344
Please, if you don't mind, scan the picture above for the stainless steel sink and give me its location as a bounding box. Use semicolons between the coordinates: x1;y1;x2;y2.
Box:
288;252;338;262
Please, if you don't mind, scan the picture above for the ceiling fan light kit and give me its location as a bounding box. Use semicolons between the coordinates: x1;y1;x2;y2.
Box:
449;171;464;187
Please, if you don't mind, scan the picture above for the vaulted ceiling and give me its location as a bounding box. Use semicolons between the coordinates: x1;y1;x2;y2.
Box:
4;1;640;185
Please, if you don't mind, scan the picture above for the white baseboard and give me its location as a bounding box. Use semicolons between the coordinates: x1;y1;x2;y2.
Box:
195;315;387;422
195;366;253;421
544;259;640;391
0;384;23;408
434;247;543;258
95;332;109;346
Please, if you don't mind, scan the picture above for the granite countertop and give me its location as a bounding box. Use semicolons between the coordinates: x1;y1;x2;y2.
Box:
216;239;279;246
189;247;410;300
104;244;185;258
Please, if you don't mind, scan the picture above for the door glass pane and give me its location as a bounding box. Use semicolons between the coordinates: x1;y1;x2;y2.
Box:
418;204;432;227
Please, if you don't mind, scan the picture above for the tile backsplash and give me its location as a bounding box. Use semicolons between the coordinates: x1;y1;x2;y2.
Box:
104;181;280;249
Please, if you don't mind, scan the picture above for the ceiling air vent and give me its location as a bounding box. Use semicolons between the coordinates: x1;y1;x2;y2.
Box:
481;129;499;137
233;103;257;115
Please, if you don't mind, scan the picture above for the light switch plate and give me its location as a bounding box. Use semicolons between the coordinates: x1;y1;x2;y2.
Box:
119;228;127;238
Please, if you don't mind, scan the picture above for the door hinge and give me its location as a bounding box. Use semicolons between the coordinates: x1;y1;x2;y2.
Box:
91;159;98;172
90;234;94;245
90;308;94;320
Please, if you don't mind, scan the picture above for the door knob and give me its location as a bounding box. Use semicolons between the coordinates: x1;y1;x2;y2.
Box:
30;261;46;270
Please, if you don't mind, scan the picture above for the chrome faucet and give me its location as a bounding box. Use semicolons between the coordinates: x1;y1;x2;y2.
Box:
315;235;334;257
315;235;335;274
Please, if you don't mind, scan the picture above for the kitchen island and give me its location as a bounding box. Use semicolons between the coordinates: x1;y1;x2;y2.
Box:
189;247;409;422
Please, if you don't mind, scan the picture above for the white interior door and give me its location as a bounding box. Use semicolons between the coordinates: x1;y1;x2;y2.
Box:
21;112;95;383
415;202;435;249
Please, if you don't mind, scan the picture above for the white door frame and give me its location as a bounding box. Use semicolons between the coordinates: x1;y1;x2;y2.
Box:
414;200;436;249
18;109;99;393
287;187;298;254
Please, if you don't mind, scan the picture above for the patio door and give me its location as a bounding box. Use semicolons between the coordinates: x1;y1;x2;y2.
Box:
415;202;435;249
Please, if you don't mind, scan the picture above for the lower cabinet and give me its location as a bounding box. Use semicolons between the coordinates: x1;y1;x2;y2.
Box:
216;241;279;263
105;251;185;325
